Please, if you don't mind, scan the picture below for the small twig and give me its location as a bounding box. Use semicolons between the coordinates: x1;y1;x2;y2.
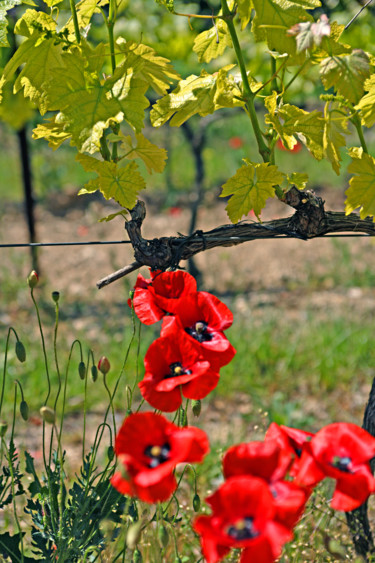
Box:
97;261;142;289
212;13;219;43
345;0;373;30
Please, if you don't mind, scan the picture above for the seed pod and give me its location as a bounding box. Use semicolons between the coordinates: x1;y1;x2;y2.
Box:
52;291;60;303
27;270;39;289
78;361;86;380
40;406;56;424
20;400;29;421
132;549;142;563
158;525;169;548
15;341;26;363
191;399;201;418
193;493;201;512
98;356;110;375
0;421;8;437
91;365;98;382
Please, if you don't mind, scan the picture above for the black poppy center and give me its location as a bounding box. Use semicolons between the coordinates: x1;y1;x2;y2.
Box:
165;362;192;379
294;447;302;458
226;517;259;541
332;455;352;472
144;443;171;468
185;320;213;343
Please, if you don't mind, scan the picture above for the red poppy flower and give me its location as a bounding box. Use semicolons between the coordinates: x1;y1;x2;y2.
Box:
295;422;375;511
276;138;302;153
129;270;197;325
161;292;236;369
111;412;209;503
194;476;292;563
229;136;244;149
139;332;220;412
265;423;314;477
223;441;309;528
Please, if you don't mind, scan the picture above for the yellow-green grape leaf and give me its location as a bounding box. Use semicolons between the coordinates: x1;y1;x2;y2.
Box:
32;115;71;149
150;66;236;127
98;210;128;222
355;74;375;128
312;21;351;61
220;162;284;222
323;101;349;175
0;0;22;46
237;0;254;30
320;49;371;105
214;70;245;108
14;9;56;38
120;133;167;174
0;79;34;129
252;0;315;57
0;32;62;113
116;41;180;96
345;148;375;221
286;172;308;190
265;98;299;151
155;0;174;12
281;104;324;159
77;154;145;209
63;0;108;38
193;19;232;63
44;46;149;152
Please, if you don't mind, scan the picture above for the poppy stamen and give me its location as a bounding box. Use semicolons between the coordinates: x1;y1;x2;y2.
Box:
145;442;171;468
332;455;352;472
185;320;213;343
227;517;259;541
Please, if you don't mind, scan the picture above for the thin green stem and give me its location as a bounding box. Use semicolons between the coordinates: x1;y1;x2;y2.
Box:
352;113;368;153
0;328;11;419
103;372;116;437
284;58;310;93
220;0;270;162
31;289;51;405
59;339;83;438
69;0;81;44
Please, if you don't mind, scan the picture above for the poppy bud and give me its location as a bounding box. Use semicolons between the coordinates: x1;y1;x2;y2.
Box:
98;356;110;375
158;525;169;548
191;400;201;418
127;522;143;550
0;421;8;437
52;291;60;303
193;493;201;512
15;341;26;363
40;406;56;424
91;365;98;382
126;408;133;417
132;549;142;563
107;445;114;461
27;270;39;289
78;361;86;380
20;400;29;421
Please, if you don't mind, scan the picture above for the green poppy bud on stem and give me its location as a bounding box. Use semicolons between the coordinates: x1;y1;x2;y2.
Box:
27;270;39;289
78;361;86;380
20;400;29;421
40;406;56;424
107;445;114;461
98;356;110;375
193;493;201;512
192;399;201;418
0;421;8;437
52;291;60;303
15;341;26;363
158;525;169;548
91;365;98;382
127;522;143;550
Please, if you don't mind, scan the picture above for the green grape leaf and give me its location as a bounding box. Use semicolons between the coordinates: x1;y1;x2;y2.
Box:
193;18;232;63
0;31;62;113
155;0;174;13
345;148;375;221
251;0;315;57
98;210;128;222
0;79;34;130
320;49;371;104
77;154;145;209
286;172;309;189
32;114;71;149
14;8;56;37
323;101;349;174
119;132;167;174
355;74;375;128
220;161;284;222
43;44;149;152
116;40;180;96
287;15;330;53
0;0;22;47
312;21;351;61
63;0;108;38
150;66;240;127
237;0;254;30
